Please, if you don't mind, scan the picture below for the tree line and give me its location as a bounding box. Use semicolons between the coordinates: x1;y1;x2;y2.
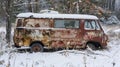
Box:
0;0;119;44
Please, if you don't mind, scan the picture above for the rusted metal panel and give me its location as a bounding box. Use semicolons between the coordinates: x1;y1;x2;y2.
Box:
13;18;108;49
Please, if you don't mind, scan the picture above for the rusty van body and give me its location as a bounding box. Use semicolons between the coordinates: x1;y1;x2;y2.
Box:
13;13;108;52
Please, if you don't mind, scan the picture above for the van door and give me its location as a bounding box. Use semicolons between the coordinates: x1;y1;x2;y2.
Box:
50;19;81;48
84;20;102;43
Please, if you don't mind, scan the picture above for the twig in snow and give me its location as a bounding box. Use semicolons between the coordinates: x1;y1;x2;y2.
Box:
83;54;87;67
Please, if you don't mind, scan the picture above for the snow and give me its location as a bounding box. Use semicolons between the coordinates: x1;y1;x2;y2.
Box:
114;29;120;33
100;15;120;24
17;13;98;20
0;27;6;34
0;25;120;67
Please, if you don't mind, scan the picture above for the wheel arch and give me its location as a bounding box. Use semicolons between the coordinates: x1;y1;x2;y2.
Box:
86;41;102;48
30;41;44;47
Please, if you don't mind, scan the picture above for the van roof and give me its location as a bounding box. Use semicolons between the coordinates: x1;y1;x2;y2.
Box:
17;13;98;20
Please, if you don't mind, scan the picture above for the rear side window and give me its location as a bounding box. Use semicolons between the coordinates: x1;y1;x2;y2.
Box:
84;20;100;30
22;18;51;27
54;20;79;28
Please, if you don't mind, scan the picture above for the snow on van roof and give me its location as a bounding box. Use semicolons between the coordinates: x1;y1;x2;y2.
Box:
17;13;98;20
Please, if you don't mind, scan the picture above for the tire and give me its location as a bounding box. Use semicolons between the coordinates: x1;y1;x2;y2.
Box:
87;43;97;50
30;43;43;52
14;44;21;48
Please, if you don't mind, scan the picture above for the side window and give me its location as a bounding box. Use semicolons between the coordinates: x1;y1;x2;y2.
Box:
24;19;50;27
54;20;79;28
84;20;93;30
95;21;100;30
84;20;100;30
91;20;96;29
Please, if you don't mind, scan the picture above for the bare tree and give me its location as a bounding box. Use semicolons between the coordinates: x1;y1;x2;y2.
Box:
28;0;32;12
34;0;39;12
2;0;12;46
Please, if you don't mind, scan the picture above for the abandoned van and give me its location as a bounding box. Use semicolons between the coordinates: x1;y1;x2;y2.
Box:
13;12;108;52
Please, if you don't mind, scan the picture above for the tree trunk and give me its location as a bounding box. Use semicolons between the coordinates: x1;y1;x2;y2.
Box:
28;0;32;12
34;0;39;13
5;0;12;47
6;16;11;44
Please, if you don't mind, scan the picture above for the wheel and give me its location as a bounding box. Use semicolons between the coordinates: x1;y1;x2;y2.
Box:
14;43;21;48
30;43;43;52
87;43;97;50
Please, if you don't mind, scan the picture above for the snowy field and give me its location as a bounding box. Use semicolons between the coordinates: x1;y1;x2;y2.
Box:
0;25;120;67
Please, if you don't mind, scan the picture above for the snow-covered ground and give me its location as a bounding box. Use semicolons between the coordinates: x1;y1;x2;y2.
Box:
0;25;120;67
